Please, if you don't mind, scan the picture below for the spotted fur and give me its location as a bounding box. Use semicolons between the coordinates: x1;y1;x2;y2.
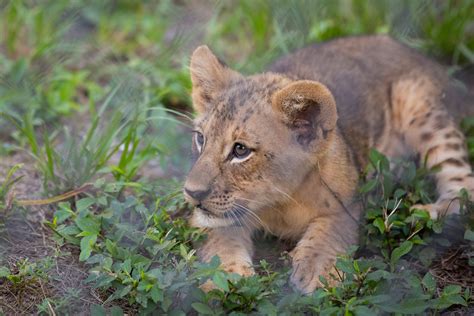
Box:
184;35;474;293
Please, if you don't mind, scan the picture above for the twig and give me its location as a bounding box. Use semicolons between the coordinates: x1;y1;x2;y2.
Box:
16;183;93;206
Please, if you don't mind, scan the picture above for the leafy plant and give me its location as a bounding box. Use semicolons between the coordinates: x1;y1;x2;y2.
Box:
0;258;53;293
43;182;204;313
360;149;441;263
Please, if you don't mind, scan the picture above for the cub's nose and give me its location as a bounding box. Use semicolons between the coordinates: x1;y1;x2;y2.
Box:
184;187;211;204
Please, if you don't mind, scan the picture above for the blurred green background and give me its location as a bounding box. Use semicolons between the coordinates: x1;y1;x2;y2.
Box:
1;0;473;185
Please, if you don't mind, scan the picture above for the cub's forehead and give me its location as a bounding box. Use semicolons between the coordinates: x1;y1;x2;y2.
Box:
196;75;285;130
196;104;261;142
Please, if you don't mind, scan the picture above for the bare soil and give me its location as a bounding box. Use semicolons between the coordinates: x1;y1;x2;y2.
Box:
0;153;102;315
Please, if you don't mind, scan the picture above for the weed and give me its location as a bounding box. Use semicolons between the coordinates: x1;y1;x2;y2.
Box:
0;164;23;212
0;257;58;315
43;183;204;313
0;258;53;297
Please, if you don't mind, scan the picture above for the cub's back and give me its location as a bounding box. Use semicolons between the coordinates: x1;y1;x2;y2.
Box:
269;35;457;163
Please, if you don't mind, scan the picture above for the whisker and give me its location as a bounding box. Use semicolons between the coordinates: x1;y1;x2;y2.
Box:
229;207;243;229
236;196;287;218
234;203;274;234
231;206;250;230
262;179;304;208
238;209;253;233
237;208;259;231
232;206;252;233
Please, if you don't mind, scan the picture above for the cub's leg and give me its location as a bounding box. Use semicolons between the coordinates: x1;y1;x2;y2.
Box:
392;76;474;218
199;227;254;276
290;214;358;294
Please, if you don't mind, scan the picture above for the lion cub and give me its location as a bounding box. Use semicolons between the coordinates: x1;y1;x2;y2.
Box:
183;35;474;293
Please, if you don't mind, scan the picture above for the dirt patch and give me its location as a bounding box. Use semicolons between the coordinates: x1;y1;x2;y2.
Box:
0;153;102;315
432;245;473;291
434;245;474;315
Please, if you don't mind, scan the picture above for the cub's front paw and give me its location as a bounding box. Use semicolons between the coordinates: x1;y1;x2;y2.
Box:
290;252;336;294
223;261;255;276
200;262;254;293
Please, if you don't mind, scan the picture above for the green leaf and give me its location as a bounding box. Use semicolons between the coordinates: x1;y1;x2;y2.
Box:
191;302;214;315
422;272;436;293
76;197;96;212
79;234;97;261
380;298;430;314
118;285;132;298
179;243;188;259
369;149;389;171
464;229;474;241
90;304;106;316
54;207;73;223
110;306;124;316
432;221;443;234
0;266;11;278
335;258;355;274
122;259;132;274
390;240;413;266
410;209;430;221
150;285;163;303
365;294;392;304
366;270;391;282
75;216;100;235
212;271;229;292
418;247;436;267
394;188;406;199
97;196;108;206
443;285;462;296
353;305;377;316
105;239;117;256
168;309;186;316
360;179;378;193
372;218;385;234
444;294;467;306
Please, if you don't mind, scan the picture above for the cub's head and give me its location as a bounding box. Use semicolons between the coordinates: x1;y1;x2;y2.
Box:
184;46;338;228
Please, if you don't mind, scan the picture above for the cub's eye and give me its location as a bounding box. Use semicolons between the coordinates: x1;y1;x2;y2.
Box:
194;132;204;152
231;143;253;163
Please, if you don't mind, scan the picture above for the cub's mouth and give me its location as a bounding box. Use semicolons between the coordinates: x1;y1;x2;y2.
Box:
191;207;236;228
190;203;252;229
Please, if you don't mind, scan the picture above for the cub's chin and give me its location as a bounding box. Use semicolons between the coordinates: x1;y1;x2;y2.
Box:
190;209;235;228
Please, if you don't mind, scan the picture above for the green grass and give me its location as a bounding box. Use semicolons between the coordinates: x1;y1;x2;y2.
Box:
0;0;473;314
0;164;23;212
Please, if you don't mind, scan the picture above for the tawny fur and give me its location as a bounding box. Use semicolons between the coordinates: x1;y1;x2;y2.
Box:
184;35;474;293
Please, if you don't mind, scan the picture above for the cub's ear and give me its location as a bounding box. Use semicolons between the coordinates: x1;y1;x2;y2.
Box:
272;80;338;148
190;45;241;114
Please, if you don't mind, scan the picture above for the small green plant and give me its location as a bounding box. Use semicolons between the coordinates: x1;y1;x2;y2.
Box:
0;258;52;293
196;260;284;315
360;149;440;264
43;181;205;313
3;83;161;195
